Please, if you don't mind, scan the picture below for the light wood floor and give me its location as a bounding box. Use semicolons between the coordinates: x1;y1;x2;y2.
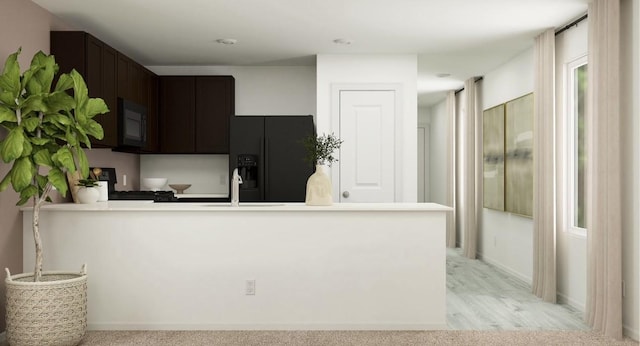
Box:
446;248;589;330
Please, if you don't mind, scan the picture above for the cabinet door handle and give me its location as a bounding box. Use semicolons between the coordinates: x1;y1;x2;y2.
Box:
342;191;350;198
265;138;270;200
259;137;265;201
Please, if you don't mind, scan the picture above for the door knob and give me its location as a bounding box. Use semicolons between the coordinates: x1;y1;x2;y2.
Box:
342;191;350;198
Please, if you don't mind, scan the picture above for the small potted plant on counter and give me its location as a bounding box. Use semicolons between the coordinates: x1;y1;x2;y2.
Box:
0;48;107;345
302;132;343;206
75;178;100;204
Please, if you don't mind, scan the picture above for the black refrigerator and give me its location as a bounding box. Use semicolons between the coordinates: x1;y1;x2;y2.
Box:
230;116;315;202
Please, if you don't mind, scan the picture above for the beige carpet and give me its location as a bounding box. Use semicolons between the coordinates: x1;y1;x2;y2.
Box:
3;330;635;346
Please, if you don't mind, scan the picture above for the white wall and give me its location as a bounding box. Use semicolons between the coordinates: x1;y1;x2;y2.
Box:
479;47;534;283
140;155;229;195
555;19;588;311
147;66;316;116
621;0;639;339
429;100;448;205
418;106;431;124
316;54;418;202
0;0;61;331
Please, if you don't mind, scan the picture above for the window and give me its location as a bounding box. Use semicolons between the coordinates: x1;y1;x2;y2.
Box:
566;56;587;234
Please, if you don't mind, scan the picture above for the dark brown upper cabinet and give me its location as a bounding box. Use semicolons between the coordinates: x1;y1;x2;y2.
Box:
116;53;149;105
51;31;118;148
116;53;132;101
52;31;159;152
143;71;159;153
159;76;234;154
195;77;233;153
159;77;195;153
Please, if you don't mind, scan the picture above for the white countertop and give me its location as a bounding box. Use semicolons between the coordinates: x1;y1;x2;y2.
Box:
22;201;452;212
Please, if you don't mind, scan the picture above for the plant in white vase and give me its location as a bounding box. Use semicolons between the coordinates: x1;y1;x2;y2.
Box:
302;133;343;206
0;48;107;345
75;178;100;204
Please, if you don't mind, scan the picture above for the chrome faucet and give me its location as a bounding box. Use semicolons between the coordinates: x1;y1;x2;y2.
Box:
231;168;243;207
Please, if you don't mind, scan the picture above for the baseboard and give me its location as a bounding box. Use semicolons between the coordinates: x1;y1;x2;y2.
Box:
624;324;639;341
88;323;449;331
557;292;585;312
476;251;532;286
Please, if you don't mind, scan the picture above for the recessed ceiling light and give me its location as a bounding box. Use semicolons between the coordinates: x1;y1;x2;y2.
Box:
436;73;451;78
333;38;354;45
216;38;237;45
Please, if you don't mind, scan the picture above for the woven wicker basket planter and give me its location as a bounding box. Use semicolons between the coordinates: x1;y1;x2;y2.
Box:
4;266;87;346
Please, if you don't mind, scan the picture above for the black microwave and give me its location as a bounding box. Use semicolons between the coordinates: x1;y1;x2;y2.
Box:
118;98;147;147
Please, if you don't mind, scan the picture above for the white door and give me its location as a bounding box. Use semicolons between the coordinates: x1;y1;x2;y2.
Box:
339;90;395;203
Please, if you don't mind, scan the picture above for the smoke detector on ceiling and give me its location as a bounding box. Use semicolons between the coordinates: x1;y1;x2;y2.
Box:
216;38;238;45
333;38;354;45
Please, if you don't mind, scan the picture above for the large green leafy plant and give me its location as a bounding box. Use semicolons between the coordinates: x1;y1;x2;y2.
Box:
0;49;107;281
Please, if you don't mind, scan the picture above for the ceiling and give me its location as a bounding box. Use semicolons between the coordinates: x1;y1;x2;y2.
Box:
32;0;589;107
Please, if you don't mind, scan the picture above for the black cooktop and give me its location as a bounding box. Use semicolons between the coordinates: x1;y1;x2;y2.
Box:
109;190;177;202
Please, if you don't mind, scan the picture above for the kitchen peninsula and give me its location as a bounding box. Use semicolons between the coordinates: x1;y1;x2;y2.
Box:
22;202;450;330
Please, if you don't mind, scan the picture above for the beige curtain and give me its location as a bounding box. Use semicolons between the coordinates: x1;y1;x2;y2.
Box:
586;0;623;339
462;79;477;259
532;29;557;303
446;90;457;248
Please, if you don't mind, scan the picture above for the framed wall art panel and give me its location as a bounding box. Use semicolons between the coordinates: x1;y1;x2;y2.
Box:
504;93;534;217
482;104;505;211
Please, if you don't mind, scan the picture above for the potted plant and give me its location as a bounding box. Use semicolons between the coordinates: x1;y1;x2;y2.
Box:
75;178;100;204
302;133;343;206
0;48;107;345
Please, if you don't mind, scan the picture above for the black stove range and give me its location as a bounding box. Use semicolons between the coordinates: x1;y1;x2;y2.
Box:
109;190;177;202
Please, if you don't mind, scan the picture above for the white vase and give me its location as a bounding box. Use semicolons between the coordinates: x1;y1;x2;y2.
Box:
76;186;100;204
305;165;333;206
96;181;108;201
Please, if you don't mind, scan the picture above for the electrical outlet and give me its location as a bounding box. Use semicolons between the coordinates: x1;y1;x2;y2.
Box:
245;280;256;295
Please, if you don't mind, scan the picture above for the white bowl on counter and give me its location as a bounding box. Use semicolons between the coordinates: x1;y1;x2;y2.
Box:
141;178;168;191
